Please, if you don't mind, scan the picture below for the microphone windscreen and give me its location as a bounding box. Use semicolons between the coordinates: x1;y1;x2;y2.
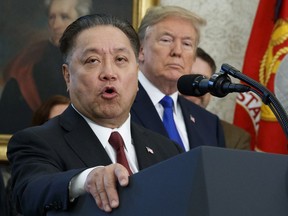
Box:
177;74;205;96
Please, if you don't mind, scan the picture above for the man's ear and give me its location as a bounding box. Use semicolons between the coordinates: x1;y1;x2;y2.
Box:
62;64;70;82
138;45;144;62
62;64;70;91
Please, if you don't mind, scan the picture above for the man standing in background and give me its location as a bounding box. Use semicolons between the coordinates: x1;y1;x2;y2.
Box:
131;5;225;151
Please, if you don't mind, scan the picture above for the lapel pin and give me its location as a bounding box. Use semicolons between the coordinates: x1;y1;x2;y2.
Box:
190;114;196;123
146;146;154;154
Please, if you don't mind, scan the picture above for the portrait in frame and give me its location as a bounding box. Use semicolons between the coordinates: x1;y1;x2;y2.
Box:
0;0;159;162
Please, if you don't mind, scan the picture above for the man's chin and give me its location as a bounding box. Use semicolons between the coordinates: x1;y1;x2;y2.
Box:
51;37;60;46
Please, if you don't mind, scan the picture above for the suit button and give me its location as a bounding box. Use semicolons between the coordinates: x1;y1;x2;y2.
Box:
51;201;62;210
44;204;53;211
56;203;62;209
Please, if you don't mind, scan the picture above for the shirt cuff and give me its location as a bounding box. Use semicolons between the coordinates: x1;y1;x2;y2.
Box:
69;167;101;199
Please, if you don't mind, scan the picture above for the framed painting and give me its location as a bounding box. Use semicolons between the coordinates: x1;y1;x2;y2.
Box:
0;0;159;162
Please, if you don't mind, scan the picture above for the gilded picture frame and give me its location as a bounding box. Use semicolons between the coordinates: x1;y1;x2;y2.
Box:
0;134;12;162
0;0;159;162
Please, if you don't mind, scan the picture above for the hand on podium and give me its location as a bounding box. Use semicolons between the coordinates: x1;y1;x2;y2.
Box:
84;164;130;213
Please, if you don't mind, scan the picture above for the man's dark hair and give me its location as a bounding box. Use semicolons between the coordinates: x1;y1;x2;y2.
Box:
60;13;140;63
196;47;217;74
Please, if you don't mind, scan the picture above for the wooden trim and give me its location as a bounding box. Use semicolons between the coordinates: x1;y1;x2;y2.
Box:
132;0;160;29
0;134;11;162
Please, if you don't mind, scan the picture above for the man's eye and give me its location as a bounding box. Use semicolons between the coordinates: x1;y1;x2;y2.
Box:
184;41;190;46
61;14;70;20
85;58;98;64
48;14;55;21
116;57;127;63
182;40;195;50
160;38;172;43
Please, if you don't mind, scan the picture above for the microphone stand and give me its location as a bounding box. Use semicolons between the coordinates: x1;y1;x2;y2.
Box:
220;63;288;140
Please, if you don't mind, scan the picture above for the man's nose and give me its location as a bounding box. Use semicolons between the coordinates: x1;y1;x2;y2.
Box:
171;41;183;57
50;16;62;30
99;63;117;81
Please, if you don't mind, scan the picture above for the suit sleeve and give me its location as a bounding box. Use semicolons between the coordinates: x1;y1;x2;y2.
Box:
216;116;226;148
7;129;85;215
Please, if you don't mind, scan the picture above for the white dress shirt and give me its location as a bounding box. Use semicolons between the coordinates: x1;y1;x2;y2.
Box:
138;72;189;151
69;105;139;199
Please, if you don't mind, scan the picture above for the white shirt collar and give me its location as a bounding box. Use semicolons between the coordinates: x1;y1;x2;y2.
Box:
71;104;132;149
138;71;179;114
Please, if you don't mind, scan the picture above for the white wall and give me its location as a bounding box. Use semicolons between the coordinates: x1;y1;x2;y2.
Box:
160;0;259;123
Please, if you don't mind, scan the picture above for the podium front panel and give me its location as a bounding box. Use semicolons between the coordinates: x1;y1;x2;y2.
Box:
48;146;288;216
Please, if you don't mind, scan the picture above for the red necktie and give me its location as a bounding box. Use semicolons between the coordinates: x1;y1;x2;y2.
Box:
108;131;133;175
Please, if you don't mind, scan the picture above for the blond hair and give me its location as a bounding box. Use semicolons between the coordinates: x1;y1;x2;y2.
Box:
138;5;206;46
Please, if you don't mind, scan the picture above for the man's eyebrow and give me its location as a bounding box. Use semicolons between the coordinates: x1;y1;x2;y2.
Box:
159;31;174;37
113;47;132;54
82;47;131;55
82;48;100;56
160;31;194;40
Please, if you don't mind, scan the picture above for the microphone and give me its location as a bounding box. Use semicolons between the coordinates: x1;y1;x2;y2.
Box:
177;73;251;97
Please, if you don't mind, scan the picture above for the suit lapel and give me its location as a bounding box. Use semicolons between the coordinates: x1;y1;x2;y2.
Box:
130;122;167;170
132;84;207;149
178;96;206;149
59;106;112;167
131;123;156;170
131;83;168;136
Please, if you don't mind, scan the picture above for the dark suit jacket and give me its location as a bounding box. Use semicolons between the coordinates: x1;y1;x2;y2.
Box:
220;120;251;150
0;171;6;216
131;83;225;149
7;105;182;216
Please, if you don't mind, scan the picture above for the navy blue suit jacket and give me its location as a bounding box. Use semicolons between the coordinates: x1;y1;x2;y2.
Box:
131;83;226;149
7;105;182;215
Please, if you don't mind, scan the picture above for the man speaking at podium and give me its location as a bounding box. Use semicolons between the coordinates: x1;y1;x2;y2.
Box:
7;14;182;215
